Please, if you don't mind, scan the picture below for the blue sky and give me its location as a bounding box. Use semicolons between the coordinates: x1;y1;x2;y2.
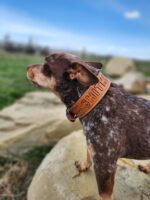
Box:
0;0;150;59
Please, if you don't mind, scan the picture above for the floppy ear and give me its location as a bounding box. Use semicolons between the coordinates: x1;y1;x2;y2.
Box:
68;62;101;86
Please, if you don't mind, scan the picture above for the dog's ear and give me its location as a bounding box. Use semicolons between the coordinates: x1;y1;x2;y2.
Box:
68;61;102;86
85;62;103;70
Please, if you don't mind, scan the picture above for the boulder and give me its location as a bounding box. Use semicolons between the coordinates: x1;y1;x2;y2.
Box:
28;130;150;200
106;57;135;78
28;130;99;200
0;92;81;156
115;159;150;200
114;72;147;94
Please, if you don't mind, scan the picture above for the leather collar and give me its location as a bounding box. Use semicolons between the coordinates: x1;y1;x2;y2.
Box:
67;72;111;122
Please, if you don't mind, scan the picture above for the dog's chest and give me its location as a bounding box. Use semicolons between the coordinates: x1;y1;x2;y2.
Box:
82;109;122;154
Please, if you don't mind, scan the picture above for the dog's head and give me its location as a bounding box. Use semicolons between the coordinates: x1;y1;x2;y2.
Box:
27;53;102;106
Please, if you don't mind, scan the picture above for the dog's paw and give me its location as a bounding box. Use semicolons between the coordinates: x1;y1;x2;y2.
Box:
75;160;91;173
138;164;150;174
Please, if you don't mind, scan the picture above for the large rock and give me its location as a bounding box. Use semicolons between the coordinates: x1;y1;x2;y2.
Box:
28;130;99;200
115;159;150;200
0;92;81;155
28;130;150;200
106;57;135;77
114;72;147;94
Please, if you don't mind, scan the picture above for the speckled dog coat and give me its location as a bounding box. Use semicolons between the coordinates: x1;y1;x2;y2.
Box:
81;83;150;192
27;53;150;198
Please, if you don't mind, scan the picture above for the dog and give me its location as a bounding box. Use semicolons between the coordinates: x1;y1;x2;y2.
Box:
27;53;150;200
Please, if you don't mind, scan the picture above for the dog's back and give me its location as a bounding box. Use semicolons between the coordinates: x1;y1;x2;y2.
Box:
121;88;150;159
83;83;150;160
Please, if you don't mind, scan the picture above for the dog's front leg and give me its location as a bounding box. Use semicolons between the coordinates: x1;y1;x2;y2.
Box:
93;158;116;200
75;144;93;173
97;170;116;200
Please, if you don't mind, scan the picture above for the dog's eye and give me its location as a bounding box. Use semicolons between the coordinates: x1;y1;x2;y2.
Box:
42;64;52;77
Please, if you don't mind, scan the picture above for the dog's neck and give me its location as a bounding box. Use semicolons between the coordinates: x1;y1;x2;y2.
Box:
56;79;88;108
56;75;112;121
55;75;118;125
69;73;111;120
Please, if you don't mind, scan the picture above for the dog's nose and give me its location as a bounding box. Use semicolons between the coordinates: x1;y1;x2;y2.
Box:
27;66;34;79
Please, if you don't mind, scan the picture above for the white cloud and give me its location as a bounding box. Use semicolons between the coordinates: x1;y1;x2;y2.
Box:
124;10;141;20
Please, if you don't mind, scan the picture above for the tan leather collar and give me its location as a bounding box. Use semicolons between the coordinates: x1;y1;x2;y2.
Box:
67;72;111;122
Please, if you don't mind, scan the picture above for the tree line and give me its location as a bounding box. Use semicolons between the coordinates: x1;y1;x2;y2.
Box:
0;35;50;56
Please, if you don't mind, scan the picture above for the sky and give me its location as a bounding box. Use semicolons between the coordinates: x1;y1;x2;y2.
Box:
0;0;150;60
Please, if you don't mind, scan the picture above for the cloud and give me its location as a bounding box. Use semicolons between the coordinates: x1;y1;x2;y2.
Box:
124;10;141;20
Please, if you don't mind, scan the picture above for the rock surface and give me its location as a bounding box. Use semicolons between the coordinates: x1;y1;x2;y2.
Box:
0;92;81;155
28;130;99;200
114;72;147;94
138;94;150;100
106;57;135;77
28;130;150;200
146;82;150;94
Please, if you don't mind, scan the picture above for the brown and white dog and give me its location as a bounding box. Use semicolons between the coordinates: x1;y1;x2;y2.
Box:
27;53;150;200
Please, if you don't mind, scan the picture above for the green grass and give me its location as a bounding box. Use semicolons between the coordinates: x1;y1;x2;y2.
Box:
135;60;150;77
0;51;43;109
0;51;150;110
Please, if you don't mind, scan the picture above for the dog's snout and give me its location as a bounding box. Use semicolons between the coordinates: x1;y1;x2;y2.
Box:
27;66;34;79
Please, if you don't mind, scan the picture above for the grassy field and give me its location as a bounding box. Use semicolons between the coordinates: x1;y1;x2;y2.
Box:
0;51;43;109
0;50;150;109
135;60;150;77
